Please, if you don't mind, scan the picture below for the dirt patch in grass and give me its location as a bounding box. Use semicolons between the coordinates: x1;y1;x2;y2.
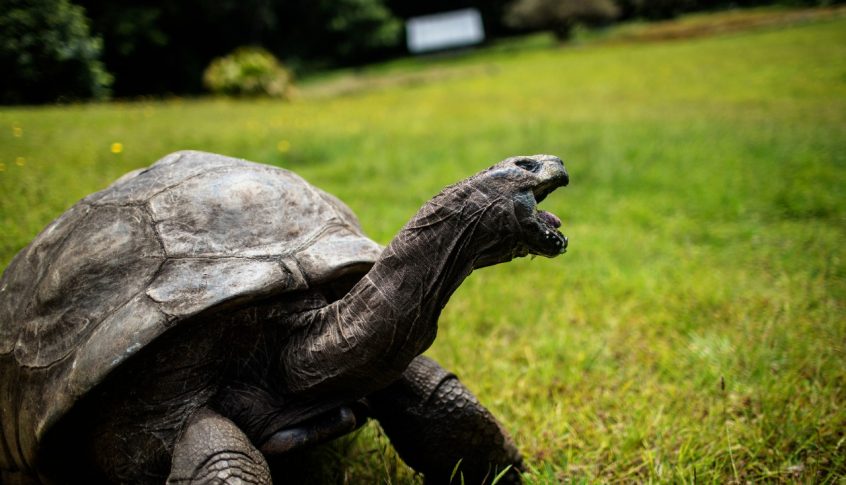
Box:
607;6;846;44
300;64;500;100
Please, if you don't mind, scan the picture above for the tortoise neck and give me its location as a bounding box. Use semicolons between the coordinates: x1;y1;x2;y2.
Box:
280;186;487;397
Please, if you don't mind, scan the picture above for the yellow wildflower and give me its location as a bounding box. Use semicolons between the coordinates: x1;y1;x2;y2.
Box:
15;157;25;166
0;162;5;172
111;142;124;154
12;126;22;137
276;140;291;153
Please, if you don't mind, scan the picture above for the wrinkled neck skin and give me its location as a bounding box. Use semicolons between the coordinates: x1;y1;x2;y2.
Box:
280;182;517;399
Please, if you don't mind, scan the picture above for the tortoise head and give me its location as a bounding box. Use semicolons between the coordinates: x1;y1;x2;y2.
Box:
476;154;569;265
419;154;569;269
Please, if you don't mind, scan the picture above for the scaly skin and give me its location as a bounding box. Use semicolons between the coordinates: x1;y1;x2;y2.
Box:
368;356;524;485
167;408;271;485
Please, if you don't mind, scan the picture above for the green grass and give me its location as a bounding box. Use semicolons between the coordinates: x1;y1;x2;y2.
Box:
2;8;845;484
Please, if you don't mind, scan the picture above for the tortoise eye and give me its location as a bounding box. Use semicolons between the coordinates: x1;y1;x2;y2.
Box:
514;159;540;173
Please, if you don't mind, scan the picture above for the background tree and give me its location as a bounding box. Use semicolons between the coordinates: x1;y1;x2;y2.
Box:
75;0;403;97
0;0;111;104
76;0;279;96
320;0;402;59
504;0;620;40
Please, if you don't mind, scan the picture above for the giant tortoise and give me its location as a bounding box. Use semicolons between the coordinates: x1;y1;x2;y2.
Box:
0;151;569;484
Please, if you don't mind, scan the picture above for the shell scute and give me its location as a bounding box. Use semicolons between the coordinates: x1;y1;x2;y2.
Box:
148;163;340;258
14;205;163;367
0;204;92;355
145;258;295;318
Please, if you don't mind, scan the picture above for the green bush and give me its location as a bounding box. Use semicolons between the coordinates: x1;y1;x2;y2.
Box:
0;0;112;104
202;47;293;98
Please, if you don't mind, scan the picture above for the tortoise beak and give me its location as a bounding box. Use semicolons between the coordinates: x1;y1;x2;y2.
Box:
530;156;568;203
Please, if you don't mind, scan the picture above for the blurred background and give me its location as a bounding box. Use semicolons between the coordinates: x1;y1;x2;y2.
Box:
0;0;841;103
1;0;845;483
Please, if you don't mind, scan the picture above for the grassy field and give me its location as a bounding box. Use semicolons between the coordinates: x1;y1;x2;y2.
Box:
1;7;845;484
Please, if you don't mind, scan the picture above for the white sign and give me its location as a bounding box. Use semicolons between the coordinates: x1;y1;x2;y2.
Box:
406;9;485;54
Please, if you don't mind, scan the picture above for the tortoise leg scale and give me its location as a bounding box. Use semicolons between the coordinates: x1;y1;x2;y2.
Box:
167;408;271;485
367;356;524;485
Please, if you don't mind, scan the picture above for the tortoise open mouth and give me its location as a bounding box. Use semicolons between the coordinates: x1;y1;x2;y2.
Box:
533;207;568;255
529;181;568;256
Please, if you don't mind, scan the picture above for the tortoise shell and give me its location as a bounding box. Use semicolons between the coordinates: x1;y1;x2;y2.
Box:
0;151;382;472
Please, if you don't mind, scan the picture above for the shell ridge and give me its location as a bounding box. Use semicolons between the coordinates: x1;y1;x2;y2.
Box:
141;201;168;257
279;258;308;289
84;202;145;208
287;256;311;287
287;221;350;257
154;221;353;261
106;164;236;207
80;152;183;206
15;340;74;371
312;188;365;231
163;254;281;262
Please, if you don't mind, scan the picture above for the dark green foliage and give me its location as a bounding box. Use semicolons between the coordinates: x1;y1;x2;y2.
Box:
75;0;402;97
504;0;620;40
75;0;280;95
321;0;402;58
616;0;700;20
0;0;111;104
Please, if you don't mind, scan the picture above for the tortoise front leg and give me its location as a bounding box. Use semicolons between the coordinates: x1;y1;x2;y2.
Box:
367;356;524;485
167;407;271;485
